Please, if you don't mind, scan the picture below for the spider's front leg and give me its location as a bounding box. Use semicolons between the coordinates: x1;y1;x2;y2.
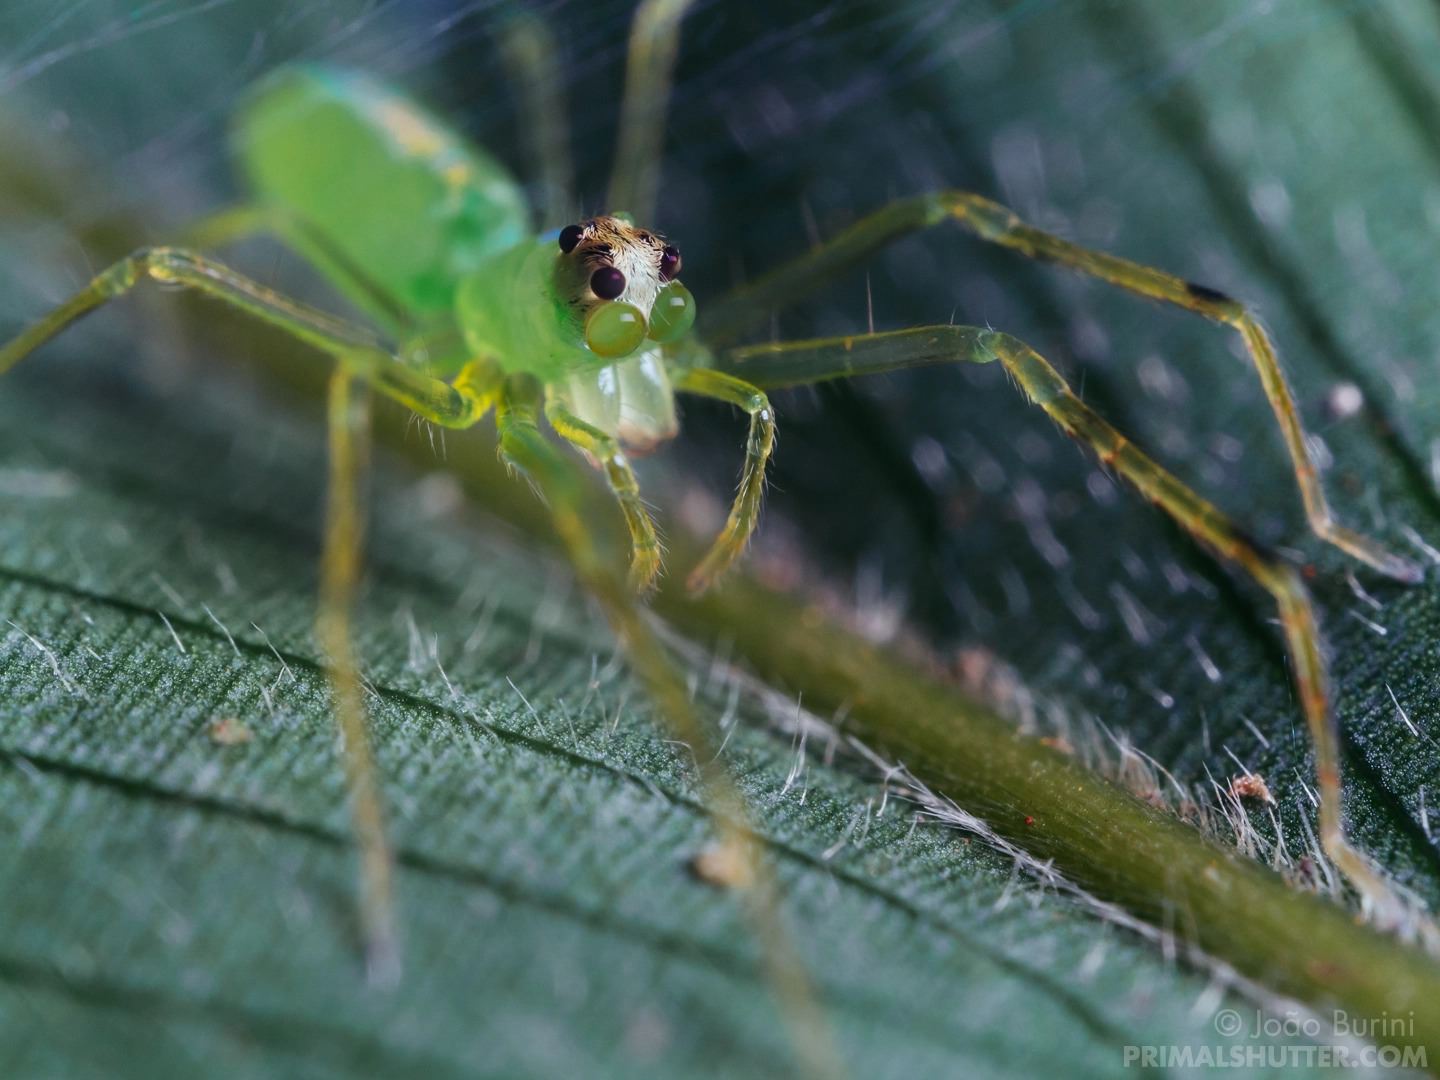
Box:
702;190;1422;585
718;325;1414;928
544;399;664;593
673;367;777;594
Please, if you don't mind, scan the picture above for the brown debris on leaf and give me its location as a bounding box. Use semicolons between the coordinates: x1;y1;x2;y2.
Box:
208;717;254;746
1229;772;1275;805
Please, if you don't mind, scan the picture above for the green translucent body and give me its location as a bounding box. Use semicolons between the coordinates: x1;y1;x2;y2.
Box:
237;66;531;326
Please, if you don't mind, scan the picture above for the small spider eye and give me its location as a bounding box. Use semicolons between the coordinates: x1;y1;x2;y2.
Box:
590;266;627;300
659;245;682;282
558;224;584;253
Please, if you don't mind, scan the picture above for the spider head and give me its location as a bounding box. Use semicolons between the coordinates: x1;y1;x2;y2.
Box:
554;215;696;359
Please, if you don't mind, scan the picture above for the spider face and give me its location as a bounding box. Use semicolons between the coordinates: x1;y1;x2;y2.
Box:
554;215;695;358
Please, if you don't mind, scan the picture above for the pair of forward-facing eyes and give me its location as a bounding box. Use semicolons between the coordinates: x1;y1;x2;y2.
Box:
557;222;682;300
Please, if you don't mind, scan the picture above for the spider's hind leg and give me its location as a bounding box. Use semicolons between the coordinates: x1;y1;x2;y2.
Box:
498;11;575;230
544;397;664;593
672;367;776;594
606;0;697;221
720;326;1417;928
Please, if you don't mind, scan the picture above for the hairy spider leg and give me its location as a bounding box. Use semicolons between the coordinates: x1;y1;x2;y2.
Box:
318;370;397;982
543;399;664;592
720;325;1408;923
495;373;840;1079
606;0;697;222
701;190;1422;585
673;368;777;593
499;11;575;229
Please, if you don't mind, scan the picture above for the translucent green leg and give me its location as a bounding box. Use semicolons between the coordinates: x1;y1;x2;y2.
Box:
702;190;1421;585
495;375;839;1079
0;246;493;427
543;399;663;593
318;369;397;982
605;0;697;221
721;325;1407;923
673;368;776;594
498;11;575;229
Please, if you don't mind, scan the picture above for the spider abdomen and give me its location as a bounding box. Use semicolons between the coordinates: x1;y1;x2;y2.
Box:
236;65;530;325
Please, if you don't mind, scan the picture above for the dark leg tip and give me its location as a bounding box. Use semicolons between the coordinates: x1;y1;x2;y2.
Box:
1185;280;1234;306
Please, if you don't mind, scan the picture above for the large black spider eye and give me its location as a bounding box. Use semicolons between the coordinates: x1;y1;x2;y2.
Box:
558;224;584;253
590;266;627;300
659;245;682;282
